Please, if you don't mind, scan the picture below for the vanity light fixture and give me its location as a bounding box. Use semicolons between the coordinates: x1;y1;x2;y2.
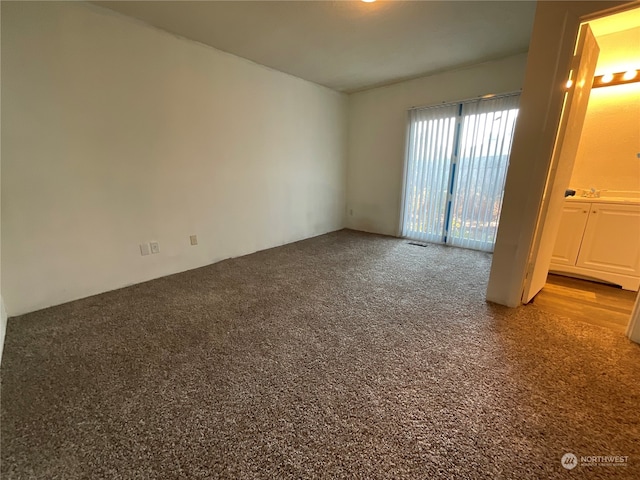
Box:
593;69;640;88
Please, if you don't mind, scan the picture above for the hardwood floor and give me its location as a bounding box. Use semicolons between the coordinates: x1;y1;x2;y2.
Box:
532;274;637;334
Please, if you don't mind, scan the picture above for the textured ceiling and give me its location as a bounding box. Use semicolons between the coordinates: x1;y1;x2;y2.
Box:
93;1;537;93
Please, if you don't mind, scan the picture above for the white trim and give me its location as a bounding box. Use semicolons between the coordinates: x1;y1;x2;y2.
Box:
626;293;640;344
580;2;640;25
549;265;640;291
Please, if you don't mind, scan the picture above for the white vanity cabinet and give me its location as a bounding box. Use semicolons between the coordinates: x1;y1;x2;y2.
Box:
550;203;590;266
550;198;640;291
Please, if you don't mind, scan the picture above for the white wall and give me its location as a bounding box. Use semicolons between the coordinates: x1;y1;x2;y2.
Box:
570;27;640;194
346;53;528;236
1;4;5;359
1;2;348;316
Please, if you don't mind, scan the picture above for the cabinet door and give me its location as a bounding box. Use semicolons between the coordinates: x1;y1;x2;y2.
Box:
551;204;590;266
576;204;640;276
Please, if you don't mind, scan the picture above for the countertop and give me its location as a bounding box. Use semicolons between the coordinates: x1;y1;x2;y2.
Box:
565;196;640;205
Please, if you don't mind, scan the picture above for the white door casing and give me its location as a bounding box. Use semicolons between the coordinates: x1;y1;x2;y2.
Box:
627;292;640;343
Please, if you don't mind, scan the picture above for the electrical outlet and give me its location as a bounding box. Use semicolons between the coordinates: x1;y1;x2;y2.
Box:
150;241;160;254
140;243;151;256
190;235;198;246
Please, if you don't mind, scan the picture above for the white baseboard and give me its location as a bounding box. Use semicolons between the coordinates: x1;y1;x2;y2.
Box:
549;264;640;291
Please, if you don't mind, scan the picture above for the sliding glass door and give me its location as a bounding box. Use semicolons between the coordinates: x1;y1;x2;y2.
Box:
402;104;458;243
401;94;520;252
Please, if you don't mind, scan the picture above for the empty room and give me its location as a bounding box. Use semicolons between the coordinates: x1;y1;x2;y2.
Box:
2;1;640;478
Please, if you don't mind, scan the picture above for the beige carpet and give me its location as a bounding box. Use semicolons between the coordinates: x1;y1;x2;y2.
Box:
2;229;639;479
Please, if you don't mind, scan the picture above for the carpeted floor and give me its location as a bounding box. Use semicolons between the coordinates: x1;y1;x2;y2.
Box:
2;229;639;479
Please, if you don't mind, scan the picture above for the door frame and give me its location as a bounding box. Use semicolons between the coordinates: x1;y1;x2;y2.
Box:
627;294;640;343
520;23;600;303
486;1;640;341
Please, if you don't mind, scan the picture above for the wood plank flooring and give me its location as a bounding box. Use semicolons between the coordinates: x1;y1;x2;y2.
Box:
532;274;637;333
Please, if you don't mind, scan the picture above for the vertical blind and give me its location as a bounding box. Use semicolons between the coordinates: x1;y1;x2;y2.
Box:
401;94;520;252
402;103;458;243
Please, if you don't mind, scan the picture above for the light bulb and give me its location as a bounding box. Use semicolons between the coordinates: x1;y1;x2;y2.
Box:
623;70;638;81
566;79;573;88
601;73;614;83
